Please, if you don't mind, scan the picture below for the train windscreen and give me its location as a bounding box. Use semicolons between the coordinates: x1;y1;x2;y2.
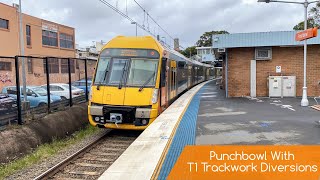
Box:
94;48;159;87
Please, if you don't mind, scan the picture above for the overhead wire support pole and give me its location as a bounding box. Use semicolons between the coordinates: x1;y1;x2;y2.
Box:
18;0;27;105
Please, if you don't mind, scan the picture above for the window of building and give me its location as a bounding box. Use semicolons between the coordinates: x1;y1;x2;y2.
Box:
43;58;59;73
27;58;33;74
0;18;9;29
42;30;58;47
255;47;272;60
60;33;74;49
26;25;31;46
61;59;75;73
0;62;11;71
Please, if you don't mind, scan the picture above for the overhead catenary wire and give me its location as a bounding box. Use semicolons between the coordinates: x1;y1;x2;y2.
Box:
98;0;156;37
98;0;184;50
133;0;185;50
133;0;174;40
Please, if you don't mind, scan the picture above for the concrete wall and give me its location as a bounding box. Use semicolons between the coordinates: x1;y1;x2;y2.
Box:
226;45;320;97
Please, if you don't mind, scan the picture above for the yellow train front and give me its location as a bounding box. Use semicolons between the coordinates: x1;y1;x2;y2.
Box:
88;36;213;130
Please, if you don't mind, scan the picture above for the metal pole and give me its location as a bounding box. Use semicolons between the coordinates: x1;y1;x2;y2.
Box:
18;0;27;103
68;58;73;107
301;0;309;106
135;23;137;36
45;57;51;113
84;59;89;101
15;56;22;125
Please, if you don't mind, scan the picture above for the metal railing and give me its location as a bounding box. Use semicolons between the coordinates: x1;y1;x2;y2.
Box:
0;55;96;127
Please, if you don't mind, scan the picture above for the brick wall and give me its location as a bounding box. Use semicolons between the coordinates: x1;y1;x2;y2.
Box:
226;45;320;97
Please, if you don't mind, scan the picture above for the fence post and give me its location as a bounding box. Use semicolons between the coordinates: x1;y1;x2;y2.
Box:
68;58;73;107
45;57;51;113
15;56;22;125
84;58;88;101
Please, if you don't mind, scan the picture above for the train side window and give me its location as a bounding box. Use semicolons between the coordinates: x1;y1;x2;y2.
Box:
177;61;185;68
160;58;167;87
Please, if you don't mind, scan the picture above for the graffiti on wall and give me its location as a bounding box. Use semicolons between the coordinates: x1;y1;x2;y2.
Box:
0;73;11;83
33;73;41;78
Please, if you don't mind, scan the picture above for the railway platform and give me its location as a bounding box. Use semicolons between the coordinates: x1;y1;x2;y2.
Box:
99;78;320;180
98;79;211;180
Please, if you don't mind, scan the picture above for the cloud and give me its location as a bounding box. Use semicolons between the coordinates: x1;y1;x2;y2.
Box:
0;0;315;48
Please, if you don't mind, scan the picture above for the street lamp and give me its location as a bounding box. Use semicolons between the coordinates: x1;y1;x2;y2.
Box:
131;22;137;36
258;0;319;107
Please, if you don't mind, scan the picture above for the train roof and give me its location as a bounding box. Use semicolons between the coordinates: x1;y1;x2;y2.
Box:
103;36;213;68
159;39;212;68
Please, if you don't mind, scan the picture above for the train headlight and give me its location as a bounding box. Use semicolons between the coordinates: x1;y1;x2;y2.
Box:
152;89;158;104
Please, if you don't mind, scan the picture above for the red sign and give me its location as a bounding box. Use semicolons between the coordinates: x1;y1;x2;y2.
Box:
295;28;318;41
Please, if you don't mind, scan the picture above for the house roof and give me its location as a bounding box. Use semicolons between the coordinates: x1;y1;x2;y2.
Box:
212;30;320;49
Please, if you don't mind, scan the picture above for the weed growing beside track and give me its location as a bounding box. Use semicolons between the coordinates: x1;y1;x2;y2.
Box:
0;125;99;179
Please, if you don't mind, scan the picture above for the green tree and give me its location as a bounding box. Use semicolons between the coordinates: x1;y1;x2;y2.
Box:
293;2;320;30
196;30;229;47
293;18;317;30
180;46;197;58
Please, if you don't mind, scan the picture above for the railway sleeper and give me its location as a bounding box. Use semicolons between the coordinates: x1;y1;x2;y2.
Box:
88;152;118;156
67;171;101;176
74;162;106;168
82;156;115;162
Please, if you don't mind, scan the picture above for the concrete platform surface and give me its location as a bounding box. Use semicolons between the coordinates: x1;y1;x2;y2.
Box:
196;80;320;145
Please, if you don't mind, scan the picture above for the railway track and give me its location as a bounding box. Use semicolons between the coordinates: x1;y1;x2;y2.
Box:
34;130;141;180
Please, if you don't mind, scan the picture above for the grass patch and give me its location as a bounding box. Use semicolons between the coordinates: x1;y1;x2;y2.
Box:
0;125;99;179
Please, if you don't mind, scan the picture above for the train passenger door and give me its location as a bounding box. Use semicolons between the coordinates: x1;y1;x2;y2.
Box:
193;66;197;84
169;60;177;99
160;58;168;108
187;64;192;88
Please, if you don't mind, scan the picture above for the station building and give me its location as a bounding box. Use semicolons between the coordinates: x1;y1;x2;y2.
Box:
212;31;320;97
0;2;96;90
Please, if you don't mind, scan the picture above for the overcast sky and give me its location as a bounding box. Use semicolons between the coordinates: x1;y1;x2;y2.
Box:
1;0;312;48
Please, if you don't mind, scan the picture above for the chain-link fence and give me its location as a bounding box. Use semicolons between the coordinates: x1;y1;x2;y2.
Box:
0;56;96;128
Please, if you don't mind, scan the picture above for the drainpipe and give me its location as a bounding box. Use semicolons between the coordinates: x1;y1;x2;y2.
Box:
225;49;228;98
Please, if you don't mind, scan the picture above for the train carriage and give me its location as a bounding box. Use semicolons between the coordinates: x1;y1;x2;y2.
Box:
88;36;213;130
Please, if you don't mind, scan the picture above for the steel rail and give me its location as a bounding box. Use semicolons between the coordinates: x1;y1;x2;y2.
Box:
33;130;111;180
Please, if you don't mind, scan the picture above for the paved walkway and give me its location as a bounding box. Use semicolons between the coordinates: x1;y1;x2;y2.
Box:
196;80;320;145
